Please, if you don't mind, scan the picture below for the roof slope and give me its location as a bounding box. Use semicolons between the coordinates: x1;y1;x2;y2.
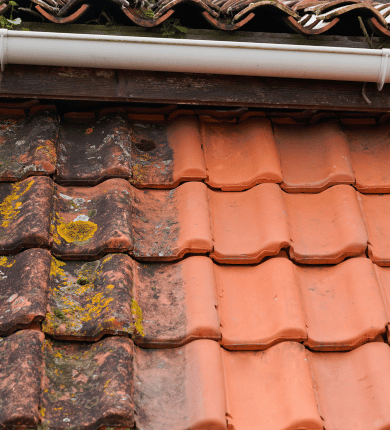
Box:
11;0;390;36
1;106;390;429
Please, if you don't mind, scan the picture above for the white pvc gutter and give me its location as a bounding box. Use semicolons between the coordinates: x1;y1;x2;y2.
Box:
1;28;389;90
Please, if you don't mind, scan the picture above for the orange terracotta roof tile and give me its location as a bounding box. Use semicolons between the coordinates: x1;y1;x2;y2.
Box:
0;330;44;428
0;110;58;181
209;183;290;263
0;249;51;336
344;123;390;193
275;121;355;192
43;254;136;341
308;341;390;430
52;179;133;259
286;184;368;264
134;256;220;347
223;342;322;430
132;182;213;260
41;335;134;430
130;116;207;188
201;118;282;191
0;176;53;254
56;113;132;186
2;108;390;429
358;193;390;265
135;339;226;430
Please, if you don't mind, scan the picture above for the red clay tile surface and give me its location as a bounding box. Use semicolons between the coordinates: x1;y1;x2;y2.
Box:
0;249;51;335
3;108;390;429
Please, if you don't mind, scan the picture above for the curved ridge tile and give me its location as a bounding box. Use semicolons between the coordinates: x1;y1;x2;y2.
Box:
134;256;220;347
132;182;212;260
209;183;290;263
0;176;53;254
135;339;226;430
217;257;307;350
41;336;134;430
35;3;90;23
52;179;132;259
222;342;322;430
201;118;282;191
286;185;367;264
344;123;390;193
56;113;132;186
308;342;390;430
130;116;207;188
275;121;354;193
282;14;340;35
298;257;387;350
0;249;51;335
0;110;59;182
0;330;44;429
43;254;136;341
233;0;299;22
359;193;390;266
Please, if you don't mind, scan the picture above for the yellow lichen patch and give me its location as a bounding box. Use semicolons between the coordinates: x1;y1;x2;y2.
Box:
0;256;14;268
0;179;34;228
57;220;97;243
35;140;56;163
50;257;67;279
106;284;114;290
39;406;46;418
131;299;145;337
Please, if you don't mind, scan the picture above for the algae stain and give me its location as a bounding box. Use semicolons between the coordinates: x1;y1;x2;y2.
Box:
0;179;34;228
57;220;97;243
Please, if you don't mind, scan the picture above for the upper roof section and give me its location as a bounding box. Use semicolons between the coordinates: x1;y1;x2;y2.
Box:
6;0;390;37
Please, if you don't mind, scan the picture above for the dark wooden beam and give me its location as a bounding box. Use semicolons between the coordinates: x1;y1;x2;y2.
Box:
0;64;388;112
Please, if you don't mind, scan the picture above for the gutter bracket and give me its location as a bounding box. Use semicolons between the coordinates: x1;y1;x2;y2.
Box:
377;48;390;91
0;29;7;72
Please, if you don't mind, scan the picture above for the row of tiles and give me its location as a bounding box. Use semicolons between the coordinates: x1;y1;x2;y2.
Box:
2;250;390;350
25;0;390;36
4;176;390;264
2;111;390;192
2;329;390;430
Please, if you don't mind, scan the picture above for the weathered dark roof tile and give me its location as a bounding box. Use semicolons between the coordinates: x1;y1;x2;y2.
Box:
0;110;59;182
41;336;134;430
0;329;44;429
43;254;136;341
0;176;53;254
52;179;133;259
0;249;51;335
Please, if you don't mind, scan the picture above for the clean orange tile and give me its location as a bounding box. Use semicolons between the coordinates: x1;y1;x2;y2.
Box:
201;118;282;190
286;185;367;264
344;124;390;193
298;257;387;350
222;342;322;430
216;257;307;349
359;193;390;265
308;342;390;430
275;121;355;192
373;265;390;338
209;183;290;263
135;339;226;430
134;256;220;347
